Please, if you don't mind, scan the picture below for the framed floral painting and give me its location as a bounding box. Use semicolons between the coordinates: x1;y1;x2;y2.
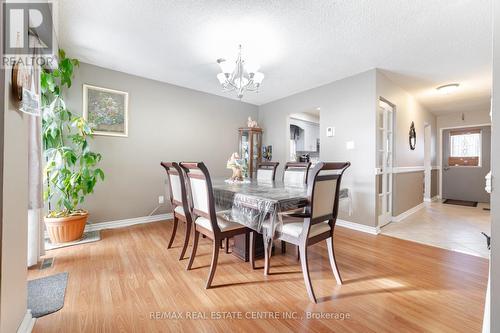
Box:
83;84;129;137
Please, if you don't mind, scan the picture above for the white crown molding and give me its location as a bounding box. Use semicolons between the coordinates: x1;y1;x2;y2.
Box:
336;219;380;235
17;310;35;333
391;202;425;222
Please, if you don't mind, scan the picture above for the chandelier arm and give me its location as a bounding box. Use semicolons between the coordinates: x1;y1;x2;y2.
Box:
217;45;262;99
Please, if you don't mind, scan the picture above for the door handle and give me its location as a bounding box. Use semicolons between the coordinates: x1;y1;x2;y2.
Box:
443;166;450;171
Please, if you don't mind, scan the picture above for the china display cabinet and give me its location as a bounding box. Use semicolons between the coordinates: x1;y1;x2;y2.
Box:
238;127;263;178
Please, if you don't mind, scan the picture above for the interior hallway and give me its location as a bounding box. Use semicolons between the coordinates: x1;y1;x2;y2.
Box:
381;202;491;258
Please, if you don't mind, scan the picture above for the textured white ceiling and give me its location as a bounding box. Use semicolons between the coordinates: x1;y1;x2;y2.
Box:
58;0;492;114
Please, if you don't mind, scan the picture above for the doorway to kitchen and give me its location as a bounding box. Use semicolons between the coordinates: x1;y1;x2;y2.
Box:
288;108;320;164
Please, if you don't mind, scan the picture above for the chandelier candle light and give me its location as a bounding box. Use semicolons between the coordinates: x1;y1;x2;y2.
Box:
216;45;264;99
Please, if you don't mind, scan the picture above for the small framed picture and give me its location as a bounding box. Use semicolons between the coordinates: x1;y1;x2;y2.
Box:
83;84;129;137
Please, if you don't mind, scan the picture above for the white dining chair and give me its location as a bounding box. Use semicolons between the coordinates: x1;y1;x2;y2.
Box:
181;162;253;289
266;161;351;303
283;162;311;185
160;162;193;260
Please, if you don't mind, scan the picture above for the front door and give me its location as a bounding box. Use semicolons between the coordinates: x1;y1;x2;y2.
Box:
442;126;491;202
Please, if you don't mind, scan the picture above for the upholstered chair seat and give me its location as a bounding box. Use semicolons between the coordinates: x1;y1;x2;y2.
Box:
174;205;185;216
195;210;246;232
263;215;330;239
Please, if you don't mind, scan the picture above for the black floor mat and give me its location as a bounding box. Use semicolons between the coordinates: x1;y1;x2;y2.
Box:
443;199;478;207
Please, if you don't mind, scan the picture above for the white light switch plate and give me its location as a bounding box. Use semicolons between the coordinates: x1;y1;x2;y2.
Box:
158;195;164;204
326;127;335;137
346;141;355;150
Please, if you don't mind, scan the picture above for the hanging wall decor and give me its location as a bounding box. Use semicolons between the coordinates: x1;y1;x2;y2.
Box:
83;84;129;137
409;121;416;150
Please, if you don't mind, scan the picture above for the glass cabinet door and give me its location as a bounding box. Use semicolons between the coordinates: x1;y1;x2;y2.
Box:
240;131;249;164
252;132;260;176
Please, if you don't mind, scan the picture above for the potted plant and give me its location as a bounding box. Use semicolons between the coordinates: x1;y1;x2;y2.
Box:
41;49;104;243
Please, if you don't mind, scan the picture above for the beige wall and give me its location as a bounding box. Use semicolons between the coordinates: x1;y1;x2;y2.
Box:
392;172;424;216
1;69;29;332
377;71;437;168
376;71;437;217
431;169;439;198
64;63;258;223
259;70;377;227
436;109;491;130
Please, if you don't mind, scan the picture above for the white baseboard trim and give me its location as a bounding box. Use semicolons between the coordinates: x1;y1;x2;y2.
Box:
424;195;441;203
85;213;173;232
17;310;35;333
45;213;380;240
336;219;380;235
391;202;425;222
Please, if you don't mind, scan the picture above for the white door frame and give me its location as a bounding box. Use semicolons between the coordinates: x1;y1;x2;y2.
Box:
423;124;432;201
378;98;395;227
438;123;491;199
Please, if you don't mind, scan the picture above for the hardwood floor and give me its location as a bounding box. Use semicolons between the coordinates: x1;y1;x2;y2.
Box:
29;220;488;332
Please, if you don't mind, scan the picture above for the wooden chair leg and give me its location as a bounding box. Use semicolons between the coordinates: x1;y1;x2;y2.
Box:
299;244;317;303
186;229;200;270
179;220;191;260
326;237;343;285
167;216;178;249
281;240;286;253
206;238;220;289
225;238;230;254
249;231;256;269
296;245;300;260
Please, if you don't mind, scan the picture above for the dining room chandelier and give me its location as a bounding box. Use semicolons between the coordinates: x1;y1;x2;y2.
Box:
216;45;264;99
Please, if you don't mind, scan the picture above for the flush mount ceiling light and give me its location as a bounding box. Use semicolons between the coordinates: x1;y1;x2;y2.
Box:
436;83;460;95
216;45;264;100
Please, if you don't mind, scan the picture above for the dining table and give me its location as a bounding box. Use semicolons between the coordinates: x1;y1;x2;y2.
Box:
212;178;351;275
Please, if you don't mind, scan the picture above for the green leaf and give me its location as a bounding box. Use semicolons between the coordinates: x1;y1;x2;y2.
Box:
58;49;66;60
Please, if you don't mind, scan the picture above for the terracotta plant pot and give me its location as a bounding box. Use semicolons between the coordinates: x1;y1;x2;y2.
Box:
44;212;88;244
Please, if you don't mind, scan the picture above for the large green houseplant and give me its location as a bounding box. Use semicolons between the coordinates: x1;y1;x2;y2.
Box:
41;49;104;243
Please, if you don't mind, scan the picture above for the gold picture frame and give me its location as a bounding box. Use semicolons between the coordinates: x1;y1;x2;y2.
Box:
83;84;129;137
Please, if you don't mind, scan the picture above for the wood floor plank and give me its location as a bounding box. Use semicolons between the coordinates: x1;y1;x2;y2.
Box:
29;220;488;333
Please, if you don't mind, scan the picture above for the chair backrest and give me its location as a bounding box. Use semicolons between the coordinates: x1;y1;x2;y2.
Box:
283;162;311;185
179;162;220;233
256;162;279;181
307;162;350;225
160;162;191;221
